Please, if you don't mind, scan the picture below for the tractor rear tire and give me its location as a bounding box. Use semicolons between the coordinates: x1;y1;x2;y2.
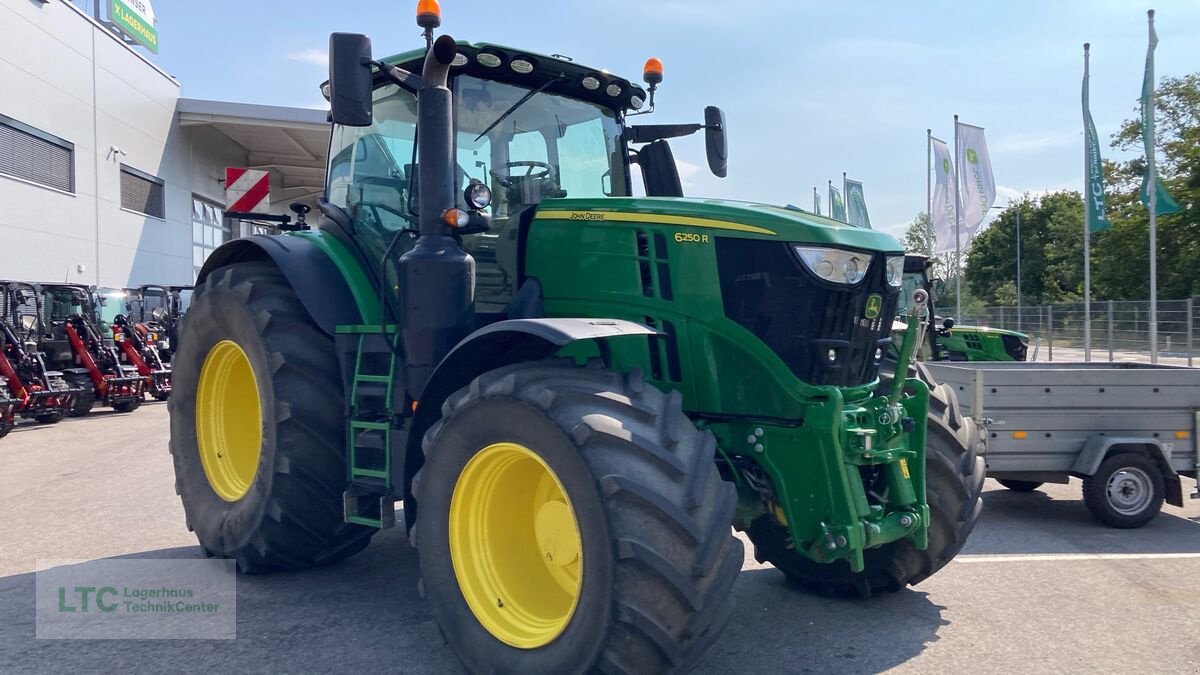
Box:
65;373;95;417
748;362;985;597
998;479;1044;492
414;360;742;674
169;261;374;573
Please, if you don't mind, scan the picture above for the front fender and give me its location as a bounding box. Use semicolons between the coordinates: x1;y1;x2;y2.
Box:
402;318;657;519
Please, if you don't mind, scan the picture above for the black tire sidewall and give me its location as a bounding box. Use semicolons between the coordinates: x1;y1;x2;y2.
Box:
416;395;614;674
170;276;279;555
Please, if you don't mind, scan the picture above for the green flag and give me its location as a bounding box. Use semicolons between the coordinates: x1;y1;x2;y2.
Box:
828;184;846;222
845;179;872;229
1082;46;1109;232
1139;14;1180;216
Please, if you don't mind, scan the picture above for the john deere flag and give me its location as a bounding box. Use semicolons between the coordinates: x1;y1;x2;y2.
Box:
829;184;846;222
955;122;997;235
930;137;957;253
845;179;871;228
1083;46;1109;231
1139;13;1180;216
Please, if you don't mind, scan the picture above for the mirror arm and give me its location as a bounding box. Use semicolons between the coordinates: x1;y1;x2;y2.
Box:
372;61;423;95
628;123;703;145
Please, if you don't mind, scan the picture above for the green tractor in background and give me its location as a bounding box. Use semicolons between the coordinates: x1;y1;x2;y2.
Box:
897;255;1029;362
169;6;983;671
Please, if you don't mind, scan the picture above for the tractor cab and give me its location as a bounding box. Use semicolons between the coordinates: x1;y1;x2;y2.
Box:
324;41;725;314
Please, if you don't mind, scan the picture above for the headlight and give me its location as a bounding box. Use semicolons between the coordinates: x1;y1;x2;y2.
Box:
793;246;871;285
464;181;492;210
885;255;904;287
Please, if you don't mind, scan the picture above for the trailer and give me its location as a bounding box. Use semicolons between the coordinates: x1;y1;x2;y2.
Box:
924;361;1200;528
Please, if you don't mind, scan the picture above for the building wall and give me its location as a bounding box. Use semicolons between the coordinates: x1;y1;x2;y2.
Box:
0;0;248;288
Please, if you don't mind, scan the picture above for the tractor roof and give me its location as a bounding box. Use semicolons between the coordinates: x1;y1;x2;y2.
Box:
381;41;647;113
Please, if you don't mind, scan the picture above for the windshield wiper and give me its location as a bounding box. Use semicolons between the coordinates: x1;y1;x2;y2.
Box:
474;76;563;142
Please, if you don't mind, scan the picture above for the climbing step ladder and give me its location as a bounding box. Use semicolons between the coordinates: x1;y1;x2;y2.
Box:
337;325;402;529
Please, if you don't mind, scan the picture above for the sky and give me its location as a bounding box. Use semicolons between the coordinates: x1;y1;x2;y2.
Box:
116;0;1200;240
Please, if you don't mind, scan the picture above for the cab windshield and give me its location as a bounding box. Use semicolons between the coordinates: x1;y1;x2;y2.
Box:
327;75;627;265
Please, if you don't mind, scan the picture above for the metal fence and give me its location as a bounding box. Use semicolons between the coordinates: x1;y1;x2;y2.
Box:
961;298;1199;365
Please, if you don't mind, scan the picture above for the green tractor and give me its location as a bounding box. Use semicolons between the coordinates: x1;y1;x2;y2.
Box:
170;8;983;671
898;255;1029;362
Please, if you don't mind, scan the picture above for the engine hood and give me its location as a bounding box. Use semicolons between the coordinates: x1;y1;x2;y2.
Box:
535;196;905;253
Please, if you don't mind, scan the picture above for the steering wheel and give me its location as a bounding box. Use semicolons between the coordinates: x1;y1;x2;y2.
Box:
492;161;553;188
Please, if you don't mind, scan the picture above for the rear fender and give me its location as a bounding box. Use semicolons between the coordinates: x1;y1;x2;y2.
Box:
402;318;658;526
196;235;368;334
1072;436;1182;507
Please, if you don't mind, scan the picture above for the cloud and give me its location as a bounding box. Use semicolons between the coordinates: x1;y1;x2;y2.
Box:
881;220;910;239
286;49;328;67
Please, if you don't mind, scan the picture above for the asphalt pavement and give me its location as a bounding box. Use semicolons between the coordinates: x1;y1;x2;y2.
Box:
2;403;1198;673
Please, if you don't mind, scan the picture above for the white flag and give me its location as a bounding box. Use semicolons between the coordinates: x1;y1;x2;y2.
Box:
930;137;957;254
956;121;996;237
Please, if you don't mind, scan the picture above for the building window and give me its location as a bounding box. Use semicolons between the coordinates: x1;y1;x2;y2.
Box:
120;164;165;218
192;196;228;278
0;113;74;193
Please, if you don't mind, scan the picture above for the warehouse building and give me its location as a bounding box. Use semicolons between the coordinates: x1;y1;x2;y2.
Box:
0;0;329;287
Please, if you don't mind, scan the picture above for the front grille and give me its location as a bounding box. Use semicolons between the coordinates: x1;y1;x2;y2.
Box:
716;239;899;387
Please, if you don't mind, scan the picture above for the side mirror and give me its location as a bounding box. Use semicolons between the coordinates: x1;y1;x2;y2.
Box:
329;33;374;127
942;317;955;330
704;106;727;178
932;278;946;297
151;307;168;322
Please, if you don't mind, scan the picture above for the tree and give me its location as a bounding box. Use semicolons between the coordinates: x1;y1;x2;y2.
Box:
965;192;1085;305
963;73;1200;304
901;212;952;280
1093;73;1200;300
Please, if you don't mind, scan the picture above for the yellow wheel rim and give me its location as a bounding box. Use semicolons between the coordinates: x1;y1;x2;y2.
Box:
449;442;583;648
196;340;262;502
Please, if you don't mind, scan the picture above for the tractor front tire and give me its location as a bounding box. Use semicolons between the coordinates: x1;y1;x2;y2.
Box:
748;363;985;597
34;411;65;424
414;361;742;673
169;262;374;573
112;398;141;414
65;373;95;417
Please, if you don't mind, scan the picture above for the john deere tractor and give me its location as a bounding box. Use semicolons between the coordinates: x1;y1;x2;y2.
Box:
170;7;982;672
897;254;1029;362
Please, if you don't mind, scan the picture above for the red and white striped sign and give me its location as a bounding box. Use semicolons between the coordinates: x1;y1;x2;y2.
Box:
224;167;270;213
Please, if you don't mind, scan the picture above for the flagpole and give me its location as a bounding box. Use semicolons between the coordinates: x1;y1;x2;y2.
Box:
926;129;932;219
813;186;818;213
842;172;848;223
953;114;962;320
1147;10;1158;364
1083;43;1092;362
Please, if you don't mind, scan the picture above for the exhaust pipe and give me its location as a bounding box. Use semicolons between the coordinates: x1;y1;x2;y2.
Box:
400;34;476;398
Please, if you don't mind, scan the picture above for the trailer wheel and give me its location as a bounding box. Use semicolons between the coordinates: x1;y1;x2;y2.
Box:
414;361;742;673
64;373;95;417
169;261;374;572
1082;453;1164;528
748;363;984;597
997;479;1044;492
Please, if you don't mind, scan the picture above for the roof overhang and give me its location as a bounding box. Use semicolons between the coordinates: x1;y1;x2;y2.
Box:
177;98;330;205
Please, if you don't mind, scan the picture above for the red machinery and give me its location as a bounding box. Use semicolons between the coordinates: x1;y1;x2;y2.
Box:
61;313;144;413
0;281;83;432
111;314;171;399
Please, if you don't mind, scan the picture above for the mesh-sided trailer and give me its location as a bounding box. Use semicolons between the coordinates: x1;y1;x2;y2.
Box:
925;361;1200;528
